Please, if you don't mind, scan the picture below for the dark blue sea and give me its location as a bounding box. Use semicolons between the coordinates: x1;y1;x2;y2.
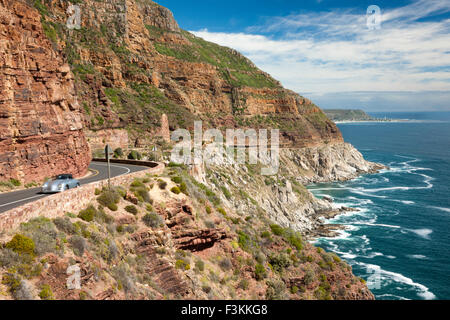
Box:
308;111;450;300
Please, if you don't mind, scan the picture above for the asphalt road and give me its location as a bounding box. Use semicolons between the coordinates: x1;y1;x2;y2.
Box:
0;161;149;214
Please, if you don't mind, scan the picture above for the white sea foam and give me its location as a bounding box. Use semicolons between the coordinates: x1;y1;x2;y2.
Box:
407;254;428;260
357;262;436;300
430;206;450;213
353;222;401;229
408;228;433;240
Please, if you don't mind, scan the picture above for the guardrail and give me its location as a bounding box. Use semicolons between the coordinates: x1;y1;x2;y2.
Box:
0;161;165;231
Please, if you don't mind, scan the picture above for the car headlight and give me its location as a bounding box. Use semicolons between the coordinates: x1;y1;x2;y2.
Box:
58;184;63;189
43;182;49;187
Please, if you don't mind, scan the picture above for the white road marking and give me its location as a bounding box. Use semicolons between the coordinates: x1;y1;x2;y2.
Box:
90;163;131;176
0;194;45;208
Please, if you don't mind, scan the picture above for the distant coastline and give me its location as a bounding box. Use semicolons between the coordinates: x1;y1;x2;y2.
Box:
324;109;400;123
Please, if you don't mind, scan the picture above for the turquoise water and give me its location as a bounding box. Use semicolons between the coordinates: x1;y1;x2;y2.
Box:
308;112;450;300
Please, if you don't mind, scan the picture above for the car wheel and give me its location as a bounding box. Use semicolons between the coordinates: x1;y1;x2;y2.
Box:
76;183;80;188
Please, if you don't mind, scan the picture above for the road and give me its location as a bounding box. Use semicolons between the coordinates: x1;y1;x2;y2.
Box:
0;161;149;214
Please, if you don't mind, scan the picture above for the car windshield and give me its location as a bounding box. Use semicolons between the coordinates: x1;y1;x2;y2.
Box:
55;174;72;180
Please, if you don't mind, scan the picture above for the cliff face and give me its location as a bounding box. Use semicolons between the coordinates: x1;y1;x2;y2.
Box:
0;0;91;183
29;0;342;149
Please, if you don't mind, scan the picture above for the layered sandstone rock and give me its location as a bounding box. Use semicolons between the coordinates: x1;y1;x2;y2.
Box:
0;0;91;183
25;0;342;149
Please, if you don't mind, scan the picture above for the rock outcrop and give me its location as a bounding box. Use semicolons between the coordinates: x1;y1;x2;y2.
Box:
0;0;91;183
22;0;342;149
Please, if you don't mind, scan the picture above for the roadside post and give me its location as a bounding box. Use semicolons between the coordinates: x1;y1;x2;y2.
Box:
105;145;113;190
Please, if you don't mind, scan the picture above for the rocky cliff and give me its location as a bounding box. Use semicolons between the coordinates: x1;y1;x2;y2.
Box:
0;0;91;184
25;0;342;150
0;168;374;300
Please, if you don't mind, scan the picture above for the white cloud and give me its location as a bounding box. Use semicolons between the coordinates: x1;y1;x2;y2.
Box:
191;0;450;110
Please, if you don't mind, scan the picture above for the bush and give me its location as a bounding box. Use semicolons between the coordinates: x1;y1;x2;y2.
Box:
130;180;145;188
175;259;190;270
69;236;87;256
94;188;101;195
142;213;164;228
285;229;303;251
171;176;182;184
6;235;35;256
217;207;227;216
10;178;21;187
134;186;151;203
219;258;233;271
39;284;53;300
78;205;96;222
266;280;287;300
254;263;267;281
170;186;181;194
14;280;35;300
238;279;249;290
290;286;299;294
125;205;138;215
157;179;167;190
205;205;212;214
270;224;284;236
97;189;121;210
268;253;291;273
114;148;124;158
20;217;60;256
195;260;205;272
221;187;232;200
204;220;215;229
179;181;188;194
128;150;142;160
53;217;77;234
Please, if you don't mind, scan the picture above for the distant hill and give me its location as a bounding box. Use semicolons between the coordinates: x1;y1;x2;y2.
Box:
323;109;374;122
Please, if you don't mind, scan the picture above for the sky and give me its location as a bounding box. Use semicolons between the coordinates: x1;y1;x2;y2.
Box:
156;0;450;111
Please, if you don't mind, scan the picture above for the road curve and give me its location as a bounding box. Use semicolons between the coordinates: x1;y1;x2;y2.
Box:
0;161;149;214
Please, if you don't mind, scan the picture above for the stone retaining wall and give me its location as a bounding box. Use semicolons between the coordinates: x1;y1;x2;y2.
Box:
0;162;165;231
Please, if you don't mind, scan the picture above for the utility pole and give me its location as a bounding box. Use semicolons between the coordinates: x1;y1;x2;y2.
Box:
105;144;113;190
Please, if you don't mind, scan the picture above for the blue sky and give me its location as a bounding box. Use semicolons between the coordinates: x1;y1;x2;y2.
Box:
157;0;450;111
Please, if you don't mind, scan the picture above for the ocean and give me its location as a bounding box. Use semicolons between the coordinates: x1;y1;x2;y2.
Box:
308;111;450;300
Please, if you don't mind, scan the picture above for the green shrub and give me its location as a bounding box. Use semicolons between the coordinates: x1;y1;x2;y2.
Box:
175;259;190;270
6;235;35;256
268;253;291;273
270;224;284;236
128;150;142;160
69;236;87;257
205;205;212;214
157;179;167;190
217;207;227;217
131;180;145;188
290;286;299;294
238;279;249;290
285;229;303;251
125;205;138;215
97;189;121;209
171;176;182;184
114;148;124;158
221;187;232;200
142;213;164;228
254;263;267;281
171;186;181;194
195;260;205;272
94;188;101;195
20;217;60;256
261;231;271;238
266;280;287;300
78;205;96;222
179;182;188;194
219;258;233;271
134;186;151;203
39;284;53;300
9;178;21;187
53;217;76;234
